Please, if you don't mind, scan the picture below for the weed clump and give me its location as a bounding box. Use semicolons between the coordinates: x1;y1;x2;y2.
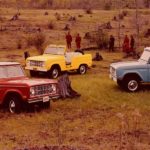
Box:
85;8;92;14
47;20;55;29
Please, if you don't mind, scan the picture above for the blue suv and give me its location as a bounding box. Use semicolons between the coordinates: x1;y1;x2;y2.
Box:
110;47;150;92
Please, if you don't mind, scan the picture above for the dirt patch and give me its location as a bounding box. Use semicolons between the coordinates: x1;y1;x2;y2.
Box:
15;146;90;150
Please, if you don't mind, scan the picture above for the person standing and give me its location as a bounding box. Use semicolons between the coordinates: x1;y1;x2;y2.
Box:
123;35;130;53
109;35;115;52
130;35;135;51
66;32;72;50
75;33;81;49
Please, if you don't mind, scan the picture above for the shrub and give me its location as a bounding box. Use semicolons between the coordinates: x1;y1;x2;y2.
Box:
104;3;112;10
95;30;109;49
34;33;46;54
122;10;128;16
26;35;34;47
47;20;55;29
55;13;61;21
85;8;92;14
26;33;46;54
17;39;22;49
44;11;49;15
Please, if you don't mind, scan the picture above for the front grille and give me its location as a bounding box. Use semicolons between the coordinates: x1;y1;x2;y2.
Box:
30;61;43;67
110;67;116;76
34;84;55;96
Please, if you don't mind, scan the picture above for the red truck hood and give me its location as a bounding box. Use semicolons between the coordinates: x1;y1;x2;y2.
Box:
1;77;57;86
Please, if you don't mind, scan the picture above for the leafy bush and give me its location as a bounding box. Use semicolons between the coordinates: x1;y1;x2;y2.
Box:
26;33;46;54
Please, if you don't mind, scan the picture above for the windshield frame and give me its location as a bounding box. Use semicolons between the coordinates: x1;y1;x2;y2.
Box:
0;65;25;79
44;46;65;55
139;49;150;63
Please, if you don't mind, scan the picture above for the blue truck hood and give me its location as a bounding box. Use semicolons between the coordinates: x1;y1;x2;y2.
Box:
110;60;147;69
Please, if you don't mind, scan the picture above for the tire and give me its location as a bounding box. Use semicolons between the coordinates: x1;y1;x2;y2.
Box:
48;66;60;79
6;95;22;114
78;65;87;75
124;77;140;92
30;70;37;77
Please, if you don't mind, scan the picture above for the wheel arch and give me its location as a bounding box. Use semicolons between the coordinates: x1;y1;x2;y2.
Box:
3;91;23;106
79;63;88;68
49;64;61;71
123;73;142;82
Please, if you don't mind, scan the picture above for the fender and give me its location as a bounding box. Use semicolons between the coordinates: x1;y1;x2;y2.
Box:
1;89;27;104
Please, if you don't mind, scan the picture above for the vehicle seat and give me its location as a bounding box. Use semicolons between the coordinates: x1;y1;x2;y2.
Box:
65;52;82;65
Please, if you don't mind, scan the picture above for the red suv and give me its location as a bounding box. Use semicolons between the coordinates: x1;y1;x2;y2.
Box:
0;62;59;113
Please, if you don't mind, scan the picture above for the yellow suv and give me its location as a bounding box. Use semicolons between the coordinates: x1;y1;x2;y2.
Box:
25;45;92;78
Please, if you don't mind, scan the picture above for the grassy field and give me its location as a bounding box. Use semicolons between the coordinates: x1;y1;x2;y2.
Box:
0;8;150;150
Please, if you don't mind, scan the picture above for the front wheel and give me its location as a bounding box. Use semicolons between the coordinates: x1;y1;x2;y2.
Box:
124;77;140;92
78;65;87;75
48;67;60;79
6;95;22;114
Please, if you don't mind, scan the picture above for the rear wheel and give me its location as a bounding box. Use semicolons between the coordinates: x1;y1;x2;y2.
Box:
78;65;87;75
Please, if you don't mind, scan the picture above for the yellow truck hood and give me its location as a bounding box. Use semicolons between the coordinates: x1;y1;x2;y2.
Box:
27;54;63;61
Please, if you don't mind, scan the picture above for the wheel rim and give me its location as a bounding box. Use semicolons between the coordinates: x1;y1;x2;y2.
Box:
80;65;86;74
9;100;16;114
52;69;59;78
128;80;138;92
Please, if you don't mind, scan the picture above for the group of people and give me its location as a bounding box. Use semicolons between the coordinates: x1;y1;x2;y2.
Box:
109;34;136;55
123;35;135;54
66;31;136;58
65;32;82;50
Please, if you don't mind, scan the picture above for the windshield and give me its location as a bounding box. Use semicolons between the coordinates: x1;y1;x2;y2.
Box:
0;65;25;79
139;50;150;63
44;47;65;55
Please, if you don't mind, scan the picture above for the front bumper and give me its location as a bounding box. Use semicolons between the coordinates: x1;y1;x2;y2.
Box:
109;74;117;82
27;95;60;104
25;66;47;72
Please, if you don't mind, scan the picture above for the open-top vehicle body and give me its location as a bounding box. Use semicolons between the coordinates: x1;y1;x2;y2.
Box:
25;45;92;78
110;47;150;92
0;62;59;113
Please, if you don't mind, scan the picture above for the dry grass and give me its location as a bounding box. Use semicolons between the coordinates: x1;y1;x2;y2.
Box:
0;8;150;150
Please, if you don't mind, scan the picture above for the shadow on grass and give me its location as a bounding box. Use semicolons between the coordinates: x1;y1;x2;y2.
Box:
112;84;150;92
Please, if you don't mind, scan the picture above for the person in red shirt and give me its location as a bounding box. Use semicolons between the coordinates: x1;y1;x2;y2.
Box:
66;32;72;50
123;35;130;53
75;33;81;49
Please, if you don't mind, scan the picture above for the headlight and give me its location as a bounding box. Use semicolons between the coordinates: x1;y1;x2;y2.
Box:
30;87;35;96
51;84;56;93
26;60;30;66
